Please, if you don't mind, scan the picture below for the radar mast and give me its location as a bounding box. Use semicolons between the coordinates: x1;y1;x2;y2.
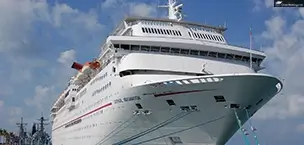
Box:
159;0;184;21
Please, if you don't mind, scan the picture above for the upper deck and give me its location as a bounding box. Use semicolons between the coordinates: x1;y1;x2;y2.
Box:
111;17;228;45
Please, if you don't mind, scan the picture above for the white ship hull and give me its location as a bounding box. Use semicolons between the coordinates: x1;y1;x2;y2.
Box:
51;2;283;144
52;73;281;145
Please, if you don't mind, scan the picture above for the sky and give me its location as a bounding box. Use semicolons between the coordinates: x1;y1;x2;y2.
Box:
0;0;303;144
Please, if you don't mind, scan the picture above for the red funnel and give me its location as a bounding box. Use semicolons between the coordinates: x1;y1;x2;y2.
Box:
71;62;83;70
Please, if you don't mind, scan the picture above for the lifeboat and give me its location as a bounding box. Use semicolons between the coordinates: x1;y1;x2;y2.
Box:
76;72;86;80
81;62;92;74
73;78;82;85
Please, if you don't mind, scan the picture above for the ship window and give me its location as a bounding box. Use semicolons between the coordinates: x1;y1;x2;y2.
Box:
178;31;182;36
203;34;207;39
112;67;116;73
153;28;157;33
141;45;150;51
226;54;234;59
72;97;75;102
190;50;199;55
218;53;226;58
214;95;226;102
208;52;217;57
235;55;242;60
252;57;257;63
142;28;145;33
160;29;164;34
121;44;130;50
169;30;173;35
242;56;250;62
173;30;177;36
215;36;219;41
148;28;151;33
199;51;208;56
161;47;170;52
113;44;120;48
188;32;191;37
151;46;160;52
166;100;176;106
131;45;140;51
180;49;189;54
135;103;143;109
211;35;215;40
157;29;161;34
194;33;197;38
170;48;180;54
207;35;211;40
257;58;263;64
166;30;170;35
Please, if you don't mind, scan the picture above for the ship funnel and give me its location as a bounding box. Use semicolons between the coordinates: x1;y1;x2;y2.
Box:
71;62;83;70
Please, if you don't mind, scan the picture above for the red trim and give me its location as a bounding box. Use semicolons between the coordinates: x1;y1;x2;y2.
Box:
154;89;214;97
52;102;112;131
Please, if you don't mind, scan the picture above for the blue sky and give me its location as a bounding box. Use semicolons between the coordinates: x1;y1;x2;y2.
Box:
0;0;304;144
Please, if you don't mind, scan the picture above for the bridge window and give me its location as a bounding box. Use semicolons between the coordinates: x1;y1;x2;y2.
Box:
190;50;199;55
131;45;140;51
121;44;130;50
115;43;263;65
180;49;189;55
170;48;180;54
226;54;234;59
161;47;170;53
218;53;226;58
151;46;160;52
199;51;208;56
235;55;242;60
141;45;150;51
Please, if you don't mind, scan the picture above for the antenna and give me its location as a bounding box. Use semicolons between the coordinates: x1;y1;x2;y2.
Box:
158;0;184;21
249;26;253;70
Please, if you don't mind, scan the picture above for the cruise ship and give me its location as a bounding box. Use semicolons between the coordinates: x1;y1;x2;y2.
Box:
50;1;283;145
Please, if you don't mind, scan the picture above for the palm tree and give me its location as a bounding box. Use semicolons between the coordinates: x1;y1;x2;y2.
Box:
0;128;3;144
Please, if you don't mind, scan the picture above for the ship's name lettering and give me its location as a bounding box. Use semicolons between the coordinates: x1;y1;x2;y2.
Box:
123;96;141;102
114;99;123;104
114;96;141;104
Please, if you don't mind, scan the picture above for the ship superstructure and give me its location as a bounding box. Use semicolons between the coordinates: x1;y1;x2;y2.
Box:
50;1;283;145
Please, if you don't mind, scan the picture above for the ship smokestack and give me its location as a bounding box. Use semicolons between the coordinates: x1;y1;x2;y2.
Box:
71;62;83;70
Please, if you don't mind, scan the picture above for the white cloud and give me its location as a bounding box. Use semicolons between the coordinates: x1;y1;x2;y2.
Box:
9;107;22;116
101;0;158;20
51;3;103;32
128;3;157;17
57;49;76;66
300;8;304;17
0;100;4;108
264;0;273;8
253;8;304;120
25;85;54;110
296;124;304;132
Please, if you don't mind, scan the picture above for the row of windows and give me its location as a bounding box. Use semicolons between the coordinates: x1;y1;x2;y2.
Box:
92;82;112;97
191;32;225;42
191;26;217;33
72;96;110;121
141;21;173;26
90;72;108;86
114;44;263;64
142;27;182;36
